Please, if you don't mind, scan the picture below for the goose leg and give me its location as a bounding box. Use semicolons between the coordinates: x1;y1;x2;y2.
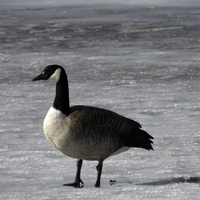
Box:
95;160;103;188
63;159;84;188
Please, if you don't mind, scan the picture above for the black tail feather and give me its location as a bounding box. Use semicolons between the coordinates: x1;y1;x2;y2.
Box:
122;129;154;150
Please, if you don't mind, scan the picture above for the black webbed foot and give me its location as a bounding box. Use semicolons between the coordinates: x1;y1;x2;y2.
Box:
63;179;84;188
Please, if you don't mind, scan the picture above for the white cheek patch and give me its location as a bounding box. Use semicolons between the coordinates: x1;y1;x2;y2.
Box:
48;68;61;83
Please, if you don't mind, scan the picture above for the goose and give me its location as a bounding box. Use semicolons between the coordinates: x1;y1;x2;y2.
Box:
33;64;154;188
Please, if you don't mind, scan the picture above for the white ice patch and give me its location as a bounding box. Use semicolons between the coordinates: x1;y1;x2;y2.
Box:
48;68;61;83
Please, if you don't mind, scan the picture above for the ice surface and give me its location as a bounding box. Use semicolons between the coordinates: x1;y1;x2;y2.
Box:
1;1;200;200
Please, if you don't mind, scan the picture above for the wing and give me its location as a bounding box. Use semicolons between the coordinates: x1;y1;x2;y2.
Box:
70;105;154;150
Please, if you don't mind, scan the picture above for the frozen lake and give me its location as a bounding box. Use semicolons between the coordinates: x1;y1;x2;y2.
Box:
1;1;200;199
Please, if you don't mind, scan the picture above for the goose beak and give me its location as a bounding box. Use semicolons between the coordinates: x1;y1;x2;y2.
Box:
32;73;45;81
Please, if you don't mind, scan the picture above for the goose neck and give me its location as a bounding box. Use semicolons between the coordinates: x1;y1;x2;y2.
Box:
53;72;70;116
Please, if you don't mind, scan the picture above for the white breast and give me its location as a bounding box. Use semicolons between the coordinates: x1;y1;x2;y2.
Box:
43;107;67;149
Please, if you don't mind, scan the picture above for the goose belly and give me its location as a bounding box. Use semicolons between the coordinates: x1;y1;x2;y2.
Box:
62;133;121;160
59;135;122;160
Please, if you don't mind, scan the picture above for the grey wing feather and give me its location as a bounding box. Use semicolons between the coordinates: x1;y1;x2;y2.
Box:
70;105;127;133
70;105;154;150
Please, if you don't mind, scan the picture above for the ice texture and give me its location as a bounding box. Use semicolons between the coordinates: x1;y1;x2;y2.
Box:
1;1;200;199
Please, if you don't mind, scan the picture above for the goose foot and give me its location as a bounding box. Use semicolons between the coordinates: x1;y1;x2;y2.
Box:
63;179;84;188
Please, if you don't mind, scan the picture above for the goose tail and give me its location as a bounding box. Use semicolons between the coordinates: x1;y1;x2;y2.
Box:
123;129;154;151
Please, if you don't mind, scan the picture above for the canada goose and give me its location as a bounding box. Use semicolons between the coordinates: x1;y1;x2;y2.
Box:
33;64;154;188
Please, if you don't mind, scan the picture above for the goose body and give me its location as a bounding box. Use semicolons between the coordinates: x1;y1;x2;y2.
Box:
33;65;154;188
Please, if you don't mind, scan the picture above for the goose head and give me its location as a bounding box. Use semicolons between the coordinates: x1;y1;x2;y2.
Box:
32;65;63;83
33;64;70;115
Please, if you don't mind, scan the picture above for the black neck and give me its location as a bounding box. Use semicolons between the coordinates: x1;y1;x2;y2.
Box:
53;70;70;116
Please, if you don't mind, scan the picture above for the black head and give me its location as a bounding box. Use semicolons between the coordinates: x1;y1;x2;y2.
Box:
33;65;64;82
